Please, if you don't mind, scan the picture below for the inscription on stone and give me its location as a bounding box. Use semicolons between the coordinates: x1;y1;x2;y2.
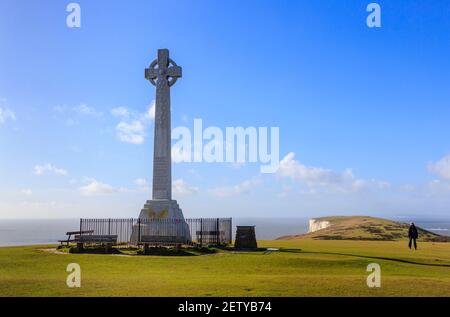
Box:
234;226;258;249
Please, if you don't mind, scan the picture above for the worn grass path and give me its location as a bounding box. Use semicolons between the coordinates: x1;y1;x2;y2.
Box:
0;239;449;296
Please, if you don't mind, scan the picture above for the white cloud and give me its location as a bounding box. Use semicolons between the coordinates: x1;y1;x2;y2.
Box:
79;179;116;196
277;152;342;186
19;200;58;209
428;154;450;180
276;152;389;193
111;107;130;118
79;178;152;196
208;178;261;197
53;104;101;127
65;118;76;126
349;176;390;192
0;106;16;124
401;184;416;192
33;164;68;176
278;185;292;197
172;179;199;196
21;189;33;196
116;120;146;144
231;162;245;169
54;105;67;113
72;104;102;117
134;178;150;191
113;101;155;144
134;178;148;187
142;101;155;121
427;179;450;193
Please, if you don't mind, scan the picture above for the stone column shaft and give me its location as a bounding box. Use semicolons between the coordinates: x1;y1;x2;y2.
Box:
152;78;172;200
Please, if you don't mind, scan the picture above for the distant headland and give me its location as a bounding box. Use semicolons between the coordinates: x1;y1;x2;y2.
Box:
277;216;450;242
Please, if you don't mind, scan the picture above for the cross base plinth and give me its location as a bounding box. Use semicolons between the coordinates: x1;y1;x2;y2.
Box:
138;199;185;219
130;200;191;245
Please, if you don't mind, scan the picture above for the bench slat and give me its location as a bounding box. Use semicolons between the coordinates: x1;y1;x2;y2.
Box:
196;231;224;235
75;235;117;243
66;230;94;235
140;235;186;243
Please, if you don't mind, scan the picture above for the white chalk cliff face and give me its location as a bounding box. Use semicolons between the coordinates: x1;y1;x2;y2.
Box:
309;219;331;233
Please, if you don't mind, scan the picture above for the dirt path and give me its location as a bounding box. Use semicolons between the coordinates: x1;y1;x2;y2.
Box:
38;248;67;255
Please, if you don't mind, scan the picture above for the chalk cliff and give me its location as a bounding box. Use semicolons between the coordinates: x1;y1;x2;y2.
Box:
309;219;331;233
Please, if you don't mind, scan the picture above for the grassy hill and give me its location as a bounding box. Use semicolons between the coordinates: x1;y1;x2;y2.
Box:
277;216;449;242
0;240;449;296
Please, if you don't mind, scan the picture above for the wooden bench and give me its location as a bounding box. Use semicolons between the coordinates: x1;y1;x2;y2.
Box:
58;230;94;245
196;230;224;236
196;230;225;245
74;234;118;252
139;235;186;251
139;235;186;244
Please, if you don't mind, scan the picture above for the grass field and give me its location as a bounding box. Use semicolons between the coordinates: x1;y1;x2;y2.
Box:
0;239;449;296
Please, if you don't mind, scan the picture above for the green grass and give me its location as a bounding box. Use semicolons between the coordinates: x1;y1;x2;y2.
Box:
0;240;449;296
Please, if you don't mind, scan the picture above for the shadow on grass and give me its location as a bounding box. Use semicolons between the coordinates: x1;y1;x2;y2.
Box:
139;246;218;256
215;246;267;252
66;246;122;255
278;248;450;267
58;245;219;257
57;244;281;256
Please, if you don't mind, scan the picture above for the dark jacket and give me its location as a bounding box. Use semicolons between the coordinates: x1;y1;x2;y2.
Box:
408;225;418;239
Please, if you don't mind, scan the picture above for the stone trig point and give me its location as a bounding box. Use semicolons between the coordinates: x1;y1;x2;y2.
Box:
134;49;190;242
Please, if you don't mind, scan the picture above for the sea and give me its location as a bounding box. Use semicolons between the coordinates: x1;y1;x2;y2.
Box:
0;217;449;247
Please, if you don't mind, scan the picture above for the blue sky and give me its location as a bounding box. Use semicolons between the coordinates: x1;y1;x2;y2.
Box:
1;0;450;219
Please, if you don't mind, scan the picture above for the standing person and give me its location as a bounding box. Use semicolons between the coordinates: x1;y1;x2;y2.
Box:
408;222;418;250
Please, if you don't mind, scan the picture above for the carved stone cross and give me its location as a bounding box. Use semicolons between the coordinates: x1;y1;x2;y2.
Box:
145;49;182;87
145;49;182;200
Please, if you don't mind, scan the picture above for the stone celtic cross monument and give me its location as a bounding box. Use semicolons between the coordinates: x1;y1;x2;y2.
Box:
145;49;181;200
134;49;190;242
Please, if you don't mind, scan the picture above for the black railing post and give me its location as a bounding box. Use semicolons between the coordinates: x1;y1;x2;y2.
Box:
200;218;203;246
79;218;82;235
216;218;220;245
138;218;141;244
229;218;232;245
108;218;111;235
